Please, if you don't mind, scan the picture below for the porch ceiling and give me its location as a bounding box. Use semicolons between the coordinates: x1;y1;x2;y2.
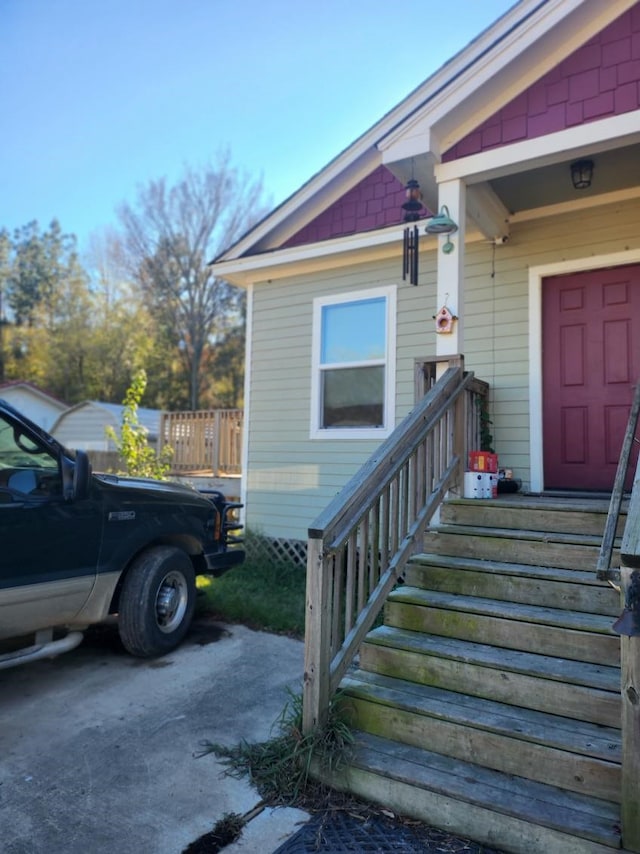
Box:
490;142;640;214
385;136;640;241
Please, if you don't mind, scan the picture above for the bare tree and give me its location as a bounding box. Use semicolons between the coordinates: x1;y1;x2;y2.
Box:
117;154;266;410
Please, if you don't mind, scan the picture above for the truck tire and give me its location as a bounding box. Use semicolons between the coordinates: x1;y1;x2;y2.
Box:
118;546;197;657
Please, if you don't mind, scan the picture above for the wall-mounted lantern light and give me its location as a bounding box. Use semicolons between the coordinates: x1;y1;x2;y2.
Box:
401;178;423;285
570;159;594;190
401;178;423;222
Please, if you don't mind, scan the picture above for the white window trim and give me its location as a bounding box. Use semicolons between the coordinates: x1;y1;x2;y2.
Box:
310;285;397;440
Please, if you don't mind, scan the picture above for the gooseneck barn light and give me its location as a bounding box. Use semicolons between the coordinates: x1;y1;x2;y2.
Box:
425;205;458;254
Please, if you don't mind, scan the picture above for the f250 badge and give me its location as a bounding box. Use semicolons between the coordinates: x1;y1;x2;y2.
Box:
108;511;136;522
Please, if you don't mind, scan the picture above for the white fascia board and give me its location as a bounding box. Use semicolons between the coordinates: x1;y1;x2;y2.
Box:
435;111;640;185
217;148;380;260
379;0;635;163
376;0;555;158
211;226;441;287
435;0;635;154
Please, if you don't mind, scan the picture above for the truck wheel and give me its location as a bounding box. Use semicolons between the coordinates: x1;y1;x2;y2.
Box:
118;546;196;657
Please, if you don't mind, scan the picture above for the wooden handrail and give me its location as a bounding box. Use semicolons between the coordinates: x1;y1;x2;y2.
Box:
597;383;640;581
303;365;487;732
601;383;640;851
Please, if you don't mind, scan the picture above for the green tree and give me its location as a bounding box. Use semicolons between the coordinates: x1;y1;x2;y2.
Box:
205;324;245;408
106;369;173;479
7;219;85;328
0;219;167;408
82;229;159;403
117;154;266;409
0;219;95;402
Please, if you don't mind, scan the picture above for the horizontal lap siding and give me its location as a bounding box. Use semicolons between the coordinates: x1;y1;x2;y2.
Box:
246;198;640;539
246;256;437;540
462;197;640;488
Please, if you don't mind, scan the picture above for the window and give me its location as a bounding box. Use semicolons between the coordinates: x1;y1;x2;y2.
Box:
0;415;61;497
311;286;396;439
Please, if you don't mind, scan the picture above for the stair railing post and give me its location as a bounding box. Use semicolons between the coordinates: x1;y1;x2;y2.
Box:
453;370;466;492
621;633;640;851
303;534;331;734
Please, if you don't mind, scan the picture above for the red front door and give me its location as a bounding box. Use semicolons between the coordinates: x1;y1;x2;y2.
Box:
542;265;640;491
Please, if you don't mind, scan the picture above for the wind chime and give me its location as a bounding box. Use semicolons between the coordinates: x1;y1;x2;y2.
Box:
401;178;423;286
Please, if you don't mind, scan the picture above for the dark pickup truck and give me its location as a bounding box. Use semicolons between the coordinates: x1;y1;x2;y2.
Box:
0;399;244;669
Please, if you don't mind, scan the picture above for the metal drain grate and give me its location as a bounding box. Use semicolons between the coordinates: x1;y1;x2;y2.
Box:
273;811;502;853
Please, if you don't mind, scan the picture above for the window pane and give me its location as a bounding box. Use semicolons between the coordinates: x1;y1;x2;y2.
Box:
321;366;384;428
321;297;385;364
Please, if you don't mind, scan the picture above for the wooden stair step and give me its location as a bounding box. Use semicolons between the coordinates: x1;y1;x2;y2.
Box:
441;498;626;537
361;626;620;726
431;523;612;548
389;587;616;635
342;671;620;802
365;625;619;691
323;731;622;852
386;587;620;667
423;526;615;570
404;555;620;616
343;670;621;762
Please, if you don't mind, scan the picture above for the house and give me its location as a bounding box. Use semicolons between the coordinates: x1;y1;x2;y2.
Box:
0;381;67;432
212;0;640;552
210;1;640;850
50;401;161;451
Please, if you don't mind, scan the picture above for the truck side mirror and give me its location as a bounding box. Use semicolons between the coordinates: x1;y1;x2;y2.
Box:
73;451;92;500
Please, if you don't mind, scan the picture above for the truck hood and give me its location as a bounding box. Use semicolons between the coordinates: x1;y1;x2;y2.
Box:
94;473;209;503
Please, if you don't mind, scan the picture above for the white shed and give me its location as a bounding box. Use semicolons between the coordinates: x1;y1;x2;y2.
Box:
50;401;162;452
0;382;68;432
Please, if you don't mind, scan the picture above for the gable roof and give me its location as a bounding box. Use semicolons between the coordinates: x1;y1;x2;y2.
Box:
0;381;68;410
214;0;638;278
50;401;162;440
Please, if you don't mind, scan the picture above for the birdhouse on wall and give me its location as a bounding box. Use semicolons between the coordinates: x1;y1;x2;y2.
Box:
434;304;455;334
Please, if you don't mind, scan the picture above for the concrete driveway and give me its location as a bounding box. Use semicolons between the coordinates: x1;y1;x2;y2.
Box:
0;618;307;854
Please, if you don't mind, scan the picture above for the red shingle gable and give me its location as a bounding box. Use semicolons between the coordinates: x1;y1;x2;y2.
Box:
444;2;640;161
283;166;428;248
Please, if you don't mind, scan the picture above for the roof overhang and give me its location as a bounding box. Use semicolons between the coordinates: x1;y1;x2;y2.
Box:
213;226;439;287
214;0;639;266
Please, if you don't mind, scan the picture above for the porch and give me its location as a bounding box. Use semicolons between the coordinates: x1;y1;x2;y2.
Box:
303;365;640;853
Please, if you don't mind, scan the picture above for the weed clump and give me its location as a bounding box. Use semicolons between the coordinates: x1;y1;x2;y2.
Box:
199;689;354;808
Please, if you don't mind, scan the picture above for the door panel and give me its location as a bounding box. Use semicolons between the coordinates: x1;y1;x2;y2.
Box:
543;265;640;490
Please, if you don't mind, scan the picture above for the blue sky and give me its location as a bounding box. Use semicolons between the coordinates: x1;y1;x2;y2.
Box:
1;0;516;253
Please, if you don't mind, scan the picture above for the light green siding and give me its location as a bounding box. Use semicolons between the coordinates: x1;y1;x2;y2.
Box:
462;197;640;491
246;198;640;541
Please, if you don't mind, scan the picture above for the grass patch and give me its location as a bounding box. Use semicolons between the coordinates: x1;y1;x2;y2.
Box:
199;688;354;808
197;548;306;637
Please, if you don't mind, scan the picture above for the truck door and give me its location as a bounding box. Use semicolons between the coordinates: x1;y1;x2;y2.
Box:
0;413;102;639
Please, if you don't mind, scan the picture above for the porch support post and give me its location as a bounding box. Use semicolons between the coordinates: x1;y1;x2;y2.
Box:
434;179;466;373
621;633;640;851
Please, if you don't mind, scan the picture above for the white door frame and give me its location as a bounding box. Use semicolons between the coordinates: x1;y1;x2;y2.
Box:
528;249;640;493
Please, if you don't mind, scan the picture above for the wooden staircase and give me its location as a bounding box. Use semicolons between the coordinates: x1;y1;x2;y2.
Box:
320;496;629;854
